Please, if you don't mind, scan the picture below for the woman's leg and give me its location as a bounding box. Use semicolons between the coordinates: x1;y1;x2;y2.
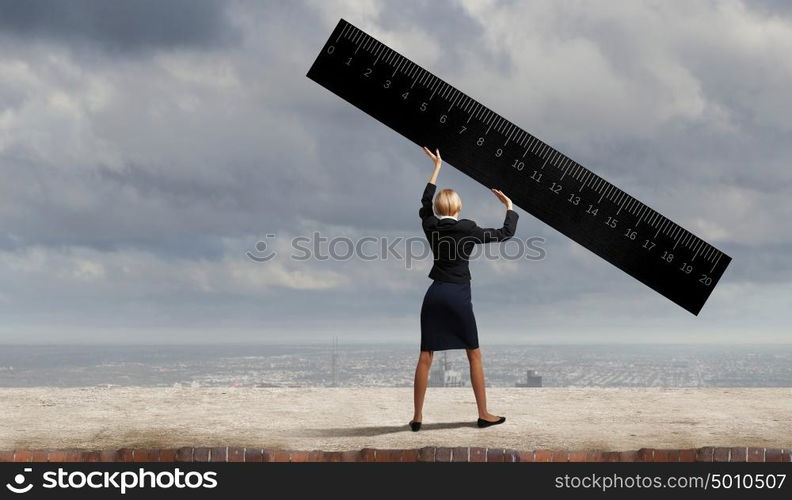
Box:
413;350;433;422
466;347;500;420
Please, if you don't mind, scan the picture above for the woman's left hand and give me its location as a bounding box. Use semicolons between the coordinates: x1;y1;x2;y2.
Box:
422;146;442;169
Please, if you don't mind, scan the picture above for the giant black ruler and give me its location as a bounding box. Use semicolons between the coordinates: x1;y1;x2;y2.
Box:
306;19;731;315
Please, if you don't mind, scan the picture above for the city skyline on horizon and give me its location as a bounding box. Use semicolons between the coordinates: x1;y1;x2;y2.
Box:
1;343;791;388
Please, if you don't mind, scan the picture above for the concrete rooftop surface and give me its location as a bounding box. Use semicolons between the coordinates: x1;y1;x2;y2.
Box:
1;387;790;452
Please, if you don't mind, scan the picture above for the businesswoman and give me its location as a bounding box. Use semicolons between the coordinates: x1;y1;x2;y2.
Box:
410;146;519;431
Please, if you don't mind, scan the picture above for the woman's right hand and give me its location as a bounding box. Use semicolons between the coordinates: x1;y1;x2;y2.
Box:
491;188;513;211
422;146;442;169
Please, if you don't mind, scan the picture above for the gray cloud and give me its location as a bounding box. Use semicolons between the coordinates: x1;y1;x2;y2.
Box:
0;0;240;54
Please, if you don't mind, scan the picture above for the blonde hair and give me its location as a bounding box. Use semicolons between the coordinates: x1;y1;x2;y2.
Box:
434;188;462;217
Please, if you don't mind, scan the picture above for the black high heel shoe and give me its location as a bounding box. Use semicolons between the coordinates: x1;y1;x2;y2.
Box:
409;420;422;432
477;416;506;428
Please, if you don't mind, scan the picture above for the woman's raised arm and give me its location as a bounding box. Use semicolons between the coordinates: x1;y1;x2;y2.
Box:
466;188;519;243
419;146;442;220
422;146;442;185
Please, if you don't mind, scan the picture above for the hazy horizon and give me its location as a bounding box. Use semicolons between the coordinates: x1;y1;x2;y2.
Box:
2;343;791;388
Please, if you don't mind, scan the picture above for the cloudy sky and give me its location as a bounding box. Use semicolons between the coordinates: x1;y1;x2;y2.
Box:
0;0;790;344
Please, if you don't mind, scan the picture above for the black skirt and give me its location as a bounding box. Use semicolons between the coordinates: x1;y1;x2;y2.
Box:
420;280;479;351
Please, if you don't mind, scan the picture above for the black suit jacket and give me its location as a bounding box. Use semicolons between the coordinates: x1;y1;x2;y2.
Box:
419;182;519;283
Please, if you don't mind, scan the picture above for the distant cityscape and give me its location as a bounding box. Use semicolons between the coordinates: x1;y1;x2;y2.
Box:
1;343;792;388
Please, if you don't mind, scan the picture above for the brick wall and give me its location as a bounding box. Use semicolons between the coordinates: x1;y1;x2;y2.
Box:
1;447;790;462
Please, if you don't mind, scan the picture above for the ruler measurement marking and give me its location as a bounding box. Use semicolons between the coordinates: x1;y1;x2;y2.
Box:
710;252;721;273
579;170;589;192
526;136;537;152
608;185;618;202
463;97;473;113
504;125;515;145
448;92;460;112
436;81;445;99
603;184;613;202
444;82;453;100
336;24;348;42
691;240;702;261
400;60;410;77
420;71;431;88
528;139;538;154
350;30;361;50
